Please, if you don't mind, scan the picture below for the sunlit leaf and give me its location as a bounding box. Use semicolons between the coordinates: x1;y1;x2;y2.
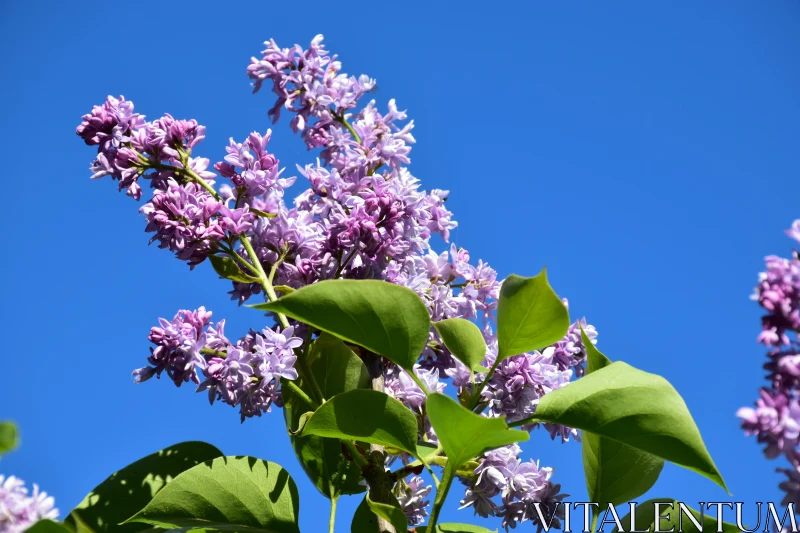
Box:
434;318;487;372
301;389;418;455
251;279;430;370
496;270;569;360
126;456;300;533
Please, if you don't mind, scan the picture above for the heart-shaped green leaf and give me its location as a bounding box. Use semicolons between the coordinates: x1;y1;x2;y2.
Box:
580;330;664;513
64;441;223;533
434;318;487;372
126;456;300;533
0;421;18;457
612;499;739;533
426;393;528;470
301;389;418;456
283;335;369;498
496;270;570;360
529;361;727;491
250;279;430;371
209;255;260;283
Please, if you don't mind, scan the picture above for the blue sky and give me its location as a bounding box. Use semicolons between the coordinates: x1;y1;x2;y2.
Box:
1;1;799;531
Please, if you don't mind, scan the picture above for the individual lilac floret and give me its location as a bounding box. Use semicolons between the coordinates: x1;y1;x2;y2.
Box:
459;444;566;530
737;388;800;458
133;307;213;386
0;475;58;533
396;476;432;527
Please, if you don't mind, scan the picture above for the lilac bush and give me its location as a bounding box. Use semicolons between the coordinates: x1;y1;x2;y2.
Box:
66;34;728;533
75;35;598;530
739;221;800;509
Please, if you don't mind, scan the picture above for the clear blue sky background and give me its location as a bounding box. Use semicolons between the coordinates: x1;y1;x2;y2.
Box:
1;1;799;531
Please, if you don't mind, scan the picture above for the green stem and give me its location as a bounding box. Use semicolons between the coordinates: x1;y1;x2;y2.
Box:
282;380;316;411
408;371;430;395
336;114;361;144
199;347;227;359
508;415;539;428
342;440;369;468
333;246;358;278
238;232;290;329
328;495;338;533
427;464;455;532
591;511;599;533
469;357;500;411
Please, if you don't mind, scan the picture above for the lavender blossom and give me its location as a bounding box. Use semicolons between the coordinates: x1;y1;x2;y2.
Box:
141;182;225;268
0;475;58;533
737;388;800;459
77;37;604;532
741;220;800;507
459;444;566;530
197;326;301;422
133;307;213;386
396;476;432;526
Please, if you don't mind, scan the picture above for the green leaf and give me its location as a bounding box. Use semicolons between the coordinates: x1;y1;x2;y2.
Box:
250;279;430;371
582;327;611;374
366;493;408;532
612;499;739;533
580;331;664;513
283;335;369;498
126;456;300;533
417;524;498;533
496;270;570;360
209;255;260;283
27;521;74;533
0;421;18;456
351;493;408;533
301;389;418;455
531;361;727;491
309;334;371;399
427;393;528;470
416;441;440;461
64;441;223;533
434;318;487;372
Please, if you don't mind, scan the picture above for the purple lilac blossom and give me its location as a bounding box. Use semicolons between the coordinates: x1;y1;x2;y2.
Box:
396;476;432;526
0;475;58;533
133;308;300;422
458;444;567;530
740;220;800;508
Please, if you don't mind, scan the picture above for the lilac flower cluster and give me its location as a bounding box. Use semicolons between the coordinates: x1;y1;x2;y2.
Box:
459;444;567;530
77;34;599;529
396;476;432;526
0;475;58;533
739;221;800;508
132;308;300;421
